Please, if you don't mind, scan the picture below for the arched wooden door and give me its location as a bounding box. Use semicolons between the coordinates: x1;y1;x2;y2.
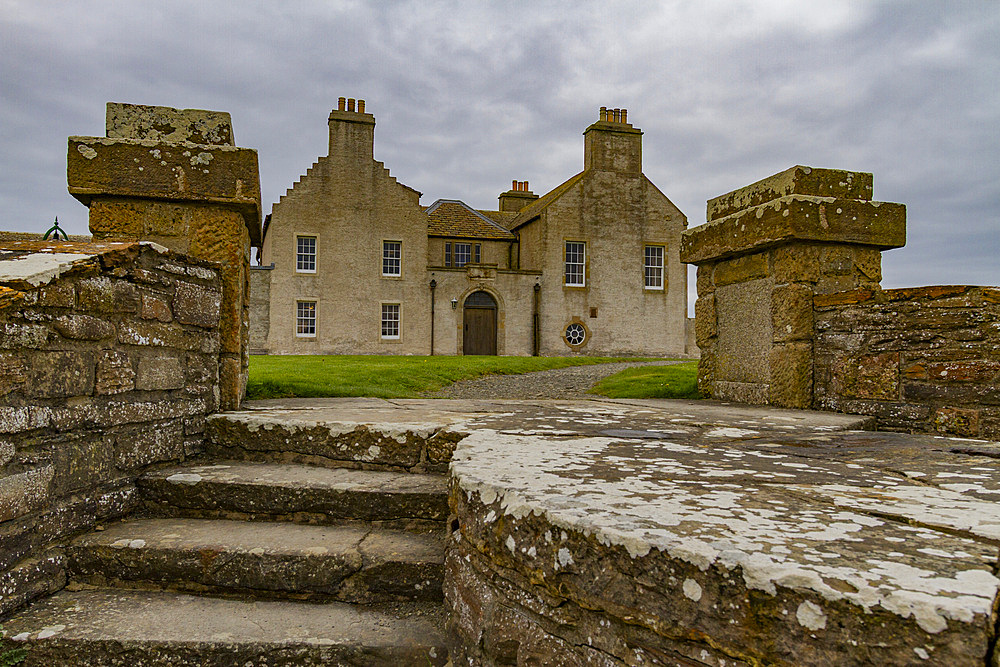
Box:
463;291;497;355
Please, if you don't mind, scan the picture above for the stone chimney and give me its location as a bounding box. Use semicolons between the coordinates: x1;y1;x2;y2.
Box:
67;102;262;410
498;180;539;212
328;97;375;164
583;106;642;174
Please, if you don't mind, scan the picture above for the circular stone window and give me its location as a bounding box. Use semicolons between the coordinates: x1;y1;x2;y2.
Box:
564;322;587;346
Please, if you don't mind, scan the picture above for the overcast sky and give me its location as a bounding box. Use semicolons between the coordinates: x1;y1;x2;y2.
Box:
2;1;997;311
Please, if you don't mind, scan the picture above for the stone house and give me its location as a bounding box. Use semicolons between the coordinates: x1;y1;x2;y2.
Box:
253;101;692;357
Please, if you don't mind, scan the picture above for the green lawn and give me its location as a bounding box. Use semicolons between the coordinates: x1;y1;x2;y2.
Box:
589;362;701;400
246;355;667;400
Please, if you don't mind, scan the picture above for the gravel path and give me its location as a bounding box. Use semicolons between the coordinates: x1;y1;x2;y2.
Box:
421;360;689;400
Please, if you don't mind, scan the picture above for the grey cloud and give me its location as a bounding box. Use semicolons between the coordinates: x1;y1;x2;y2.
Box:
1;0;996;306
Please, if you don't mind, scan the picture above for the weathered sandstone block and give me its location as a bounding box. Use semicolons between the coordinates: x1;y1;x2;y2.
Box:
707;165;873;222
105;102;235;146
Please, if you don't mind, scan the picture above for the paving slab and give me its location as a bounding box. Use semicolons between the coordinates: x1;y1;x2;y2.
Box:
208;407;464;471
139;461;448;527
239;396;873;438
0;588;448;666
68;518;443;602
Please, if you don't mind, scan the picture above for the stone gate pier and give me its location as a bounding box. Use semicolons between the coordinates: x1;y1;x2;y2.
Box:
680;166;906;409
66;103;261;409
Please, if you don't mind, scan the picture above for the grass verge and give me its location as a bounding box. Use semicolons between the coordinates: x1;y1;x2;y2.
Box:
246;355;664;400
588;362;701;400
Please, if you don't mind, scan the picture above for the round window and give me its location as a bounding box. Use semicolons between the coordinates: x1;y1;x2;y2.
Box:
565;323;586;346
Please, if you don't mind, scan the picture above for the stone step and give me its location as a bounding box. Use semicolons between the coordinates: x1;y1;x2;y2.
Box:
138;461;448;530
67;518;444;603
206;412;461;473
0;588;448;666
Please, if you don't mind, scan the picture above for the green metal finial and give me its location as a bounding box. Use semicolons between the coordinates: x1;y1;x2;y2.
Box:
42;216;65;241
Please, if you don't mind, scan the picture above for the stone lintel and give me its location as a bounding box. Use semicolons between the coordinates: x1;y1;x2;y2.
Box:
67;137;262;245
106;103;235;146
707;166;873;222
680;195;905;265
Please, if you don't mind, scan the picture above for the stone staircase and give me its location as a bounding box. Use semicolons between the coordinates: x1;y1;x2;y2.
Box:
1;412;454;665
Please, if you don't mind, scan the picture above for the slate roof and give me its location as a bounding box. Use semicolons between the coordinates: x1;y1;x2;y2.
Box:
425;200;516;240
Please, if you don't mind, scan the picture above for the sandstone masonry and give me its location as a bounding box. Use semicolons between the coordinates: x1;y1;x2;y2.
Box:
683;166;999;438
0;240;221;617
67;102;261;409
256;102;691;358
814;285;1000;439
682;166;905;408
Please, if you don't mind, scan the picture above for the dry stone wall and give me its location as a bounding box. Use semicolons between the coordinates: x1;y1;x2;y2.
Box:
0;240;221;618
814;285;1000;439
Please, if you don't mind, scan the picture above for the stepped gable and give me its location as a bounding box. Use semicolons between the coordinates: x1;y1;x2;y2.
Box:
425;199;516;240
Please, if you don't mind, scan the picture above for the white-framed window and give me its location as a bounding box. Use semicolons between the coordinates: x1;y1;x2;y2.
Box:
381;303;400;339
565;322;586;345
296;236;316;273
296;301;316;337
446;242;481;267
565;241;586;286
454;243;472;267
382;241;401;276
644;245;664;290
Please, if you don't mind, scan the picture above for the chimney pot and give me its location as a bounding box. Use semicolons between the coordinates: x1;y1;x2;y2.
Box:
600;106;607;121
614;108;621;122
358;99;365;113
347;98;356;112
512;179;517;191
524;181;529;191
621;109;627;124
338;97;346;111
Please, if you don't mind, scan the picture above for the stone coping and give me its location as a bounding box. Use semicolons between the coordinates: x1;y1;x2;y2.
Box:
446;402;998;663
681;195;906;264
0;240;216;292
106;102;235;146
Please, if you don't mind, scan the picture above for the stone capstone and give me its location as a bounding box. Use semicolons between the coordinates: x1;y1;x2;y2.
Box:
707;165;873;222
105;102;235;146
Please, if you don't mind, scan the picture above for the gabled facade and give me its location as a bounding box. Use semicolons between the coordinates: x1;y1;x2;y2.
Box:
252;101;691;357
